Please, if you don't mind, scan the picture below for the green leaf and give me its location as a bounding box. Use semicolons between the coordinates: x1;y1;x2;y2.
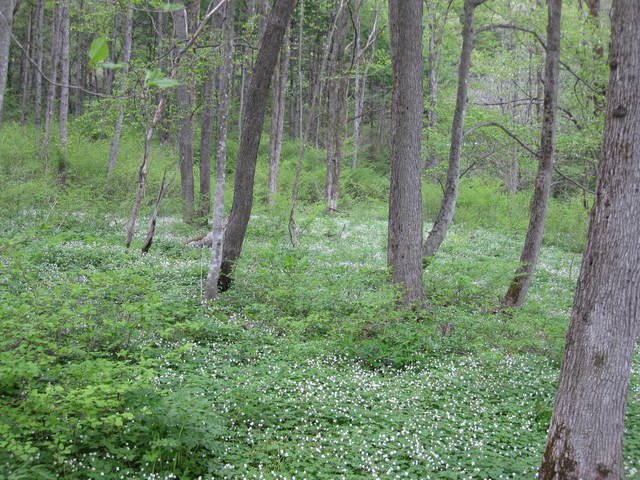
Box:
87;36;109;68
144;69;180;89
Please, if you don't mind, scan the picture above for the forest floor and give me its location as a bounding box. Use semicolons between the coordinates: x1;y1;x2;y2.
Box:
1;206;639;480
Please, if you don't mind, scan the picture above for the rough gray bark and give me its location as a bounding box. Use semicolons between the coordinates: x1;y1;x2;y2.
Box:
538;1;640;476
503;0;561;307
106;5;134;188
387;0;424;307
219;0;296;291
422;0;482;259
325;7;348;212
204;0;235;300
0;0;16;125
173;5;196;223
33;0;44;127
267;28;289;205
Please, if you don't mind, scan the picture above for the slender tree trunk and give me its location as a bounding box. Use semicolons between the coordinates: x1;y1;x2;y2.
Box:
324;8;348;212
106;5;134;190
33;0;44;127
538;1;640;476
288;0;304;245
502;0;561;307
425;0;440;168
0;0;16;125
19;6;32;125
387;0;424;307
198;21;220;219
267;28;289;205
57;0;70;183
219;0;296;291
173;5;196;223
422;0;482;259
204;0;234;300
43;2;62;171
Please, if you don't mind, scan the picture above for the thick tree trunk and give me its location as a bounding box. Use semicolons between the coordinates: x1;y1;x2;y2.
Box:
538;1;640;476
106;5;134;189
422;0;481;259
267;29;289;205
503;0;561;307
0;0;16;125
219;0;296;291
324;8;348;212
204;0;234;300
33;0;44;127
387;0;424;307
173;5;196;223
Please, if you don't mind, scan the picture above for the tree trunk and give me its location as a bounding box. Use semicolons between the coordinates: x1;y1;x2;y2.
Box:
57;0;71;183
422;0;481;259
267;28;289;205
33;0;44;127
43;1;62;171
538;1;640;476
19;5;32;125
204;0;234;300
219;0;296;291
106;5;134;190
387;0;424;307
502;0;561;307
0;0;16;125
173;5;196;223
324;7;348;212
197;20;220;218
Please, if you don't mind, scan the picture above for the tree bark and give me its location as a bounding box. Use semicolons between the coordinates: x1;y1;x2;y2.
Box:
538;1;640;476
387;0;424;307
267;27;289;205
106;5;134;190
422;0;481;259
219;0;296;291
0;0;16;125
173;5;196;223
204;0;235;300
43;1;62;171
503;0;561;307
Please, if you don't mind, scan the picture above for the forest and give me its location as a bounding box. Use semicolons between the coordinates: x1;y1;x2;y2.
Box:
0;0;639;478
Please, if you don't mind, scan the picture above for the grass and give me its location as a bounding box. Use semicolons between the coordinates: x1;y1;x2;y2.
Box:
0;122;638;479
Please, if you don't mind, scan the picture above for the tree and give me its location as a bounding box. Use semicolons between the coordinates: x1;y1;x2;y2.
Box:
173;1;198;223
0;0;17;125
267;26;289;206
538;1;640;476
106;5;134;189
58;0;71;182
324;4;348;212
503;0;561;307
204;0;234;300
219;0;297;291
422;0;485;259
387;0;424;307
